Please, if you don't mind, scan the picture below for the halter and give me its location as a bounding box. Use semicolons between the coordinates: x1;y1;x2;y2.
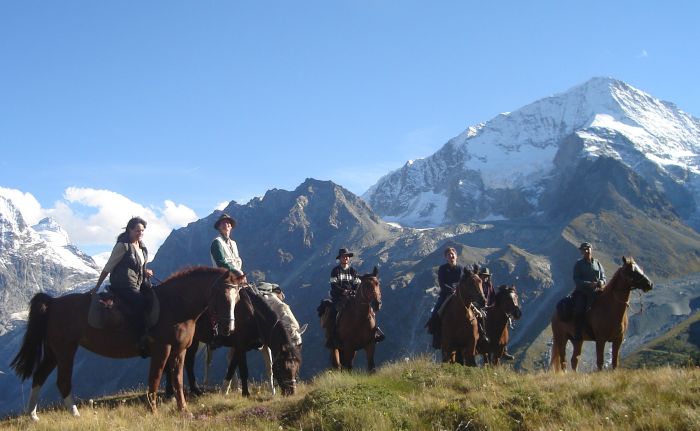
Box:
604;265;647;314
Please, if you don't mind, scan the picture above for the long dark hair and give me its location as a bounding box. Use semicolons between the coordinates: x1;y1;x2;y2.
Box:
116;216;147;244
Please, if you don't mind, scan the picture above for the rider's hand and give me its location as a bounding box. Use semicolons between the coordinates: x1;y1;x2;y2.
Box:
145;269;154;278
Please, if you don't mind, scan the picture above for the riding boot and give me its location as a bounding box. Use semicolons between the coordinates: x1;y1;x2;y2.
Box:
478;321;489;344
374;326;385;343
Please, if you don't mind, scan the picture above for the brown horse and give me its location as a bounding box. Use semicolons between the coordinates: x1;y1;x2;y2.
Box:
10;266;241;420
482;285;522;365
331;267;382;371
440;267;482;365
550;256;653;371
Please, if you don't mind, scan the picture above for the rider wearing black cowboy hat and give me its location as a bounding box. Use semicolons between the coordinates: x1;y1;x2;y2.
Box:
324;248;385;348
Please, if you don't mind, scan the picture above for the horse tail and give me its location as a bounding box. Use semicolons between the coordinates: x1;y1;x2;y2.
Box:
10;292;53;380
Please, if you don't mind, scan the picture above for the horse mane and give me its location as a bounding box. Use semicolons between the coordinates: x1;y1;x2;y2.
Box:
161;266;227;284
601;266;625;295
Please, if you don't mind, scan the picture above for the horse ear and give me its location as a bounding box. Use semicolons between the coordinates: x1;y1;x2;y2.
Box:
622;256;628;265
463;267;470;276
299;323;308;335
372;266;378;277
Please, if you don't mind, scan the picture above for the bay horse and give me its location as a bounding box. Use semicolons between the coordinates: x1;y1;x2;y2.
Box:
440;267;482;365
482;285;522;365
331;267;382;371
550;256;653;371
165;287;302;397
10;266;241;420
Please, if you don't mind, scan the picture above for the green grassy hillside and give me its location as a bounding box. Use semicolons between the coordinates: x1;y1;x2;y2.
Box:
623;311;700;368
2;357;699;430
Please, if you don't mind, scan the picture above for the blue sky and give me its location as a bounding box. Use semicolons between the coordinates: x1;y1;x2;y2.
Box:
1;1;699;256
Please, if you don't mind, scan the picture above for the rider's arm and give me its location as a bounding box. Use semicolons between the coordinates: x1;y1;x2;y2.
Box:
210;238;243;276
94;243;127;291
573;260;591;289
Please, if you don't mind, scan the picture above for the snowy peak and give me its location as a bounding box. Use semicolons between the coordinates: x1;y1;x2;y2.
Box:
34;217;71;246
364;77;700;228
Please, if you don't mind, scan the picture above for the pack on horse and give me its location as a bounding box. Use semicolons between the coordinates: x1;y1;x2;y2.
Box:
550;256;653;371
481;285;522;365
10;266;241;420
439;267;483;365
319;267;382;371
165;286;303;397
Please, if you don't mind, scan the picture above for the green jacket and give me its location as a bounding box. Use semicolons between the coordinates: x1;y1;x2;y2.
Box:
210;234;243;276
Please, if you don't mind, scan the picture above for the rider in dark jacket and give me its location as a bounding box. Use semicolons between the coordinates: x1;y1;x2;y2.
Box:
572;241;607;341
94;217;153;357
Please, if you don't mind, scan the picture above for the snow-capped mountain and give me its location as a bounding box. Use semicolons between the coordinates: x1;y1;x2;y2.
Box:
0;197;99;334
364;77;700;228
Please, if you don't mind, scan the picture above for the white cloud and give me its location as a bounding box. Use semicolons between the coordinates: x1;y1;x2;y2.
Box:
1;186;199;259
637;49;649;58
0;187;44;224
215;201;229;211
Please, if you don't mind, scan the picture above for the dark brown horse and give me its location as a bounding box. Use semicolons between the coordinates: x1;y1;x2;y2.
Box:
331;267;382;371
550;256;653;371
10;266;241;420
222;288;301;395
165;287;302;397
482;285;522;365
440;267;482;365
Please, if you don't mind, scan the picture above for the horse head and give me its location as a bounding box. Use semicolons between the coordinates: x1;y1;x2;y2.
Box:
359;266;382;312
208;270;243;336
457;266;483;302
273;342;302;396
496;284;522;320
621;256;653;292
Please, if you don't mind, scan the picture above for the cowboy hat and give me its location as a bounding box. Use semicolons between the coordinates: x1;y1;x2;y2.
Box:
578;242;592;250
479;267;491;276
335;248;354;259
214;213;237;230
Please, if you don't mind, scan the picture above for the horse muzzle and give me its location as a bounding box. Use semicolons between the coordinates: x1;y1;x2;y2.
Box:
512;307;522;320
371;300;382;312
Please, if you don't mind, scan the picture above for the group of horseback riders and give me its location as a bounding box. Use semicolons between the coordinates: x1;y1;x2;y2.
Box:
93;211;604;360
425;246;513;359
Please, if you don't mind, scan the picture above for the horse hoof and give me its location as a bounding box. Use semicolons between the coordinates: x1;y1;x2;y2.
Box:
29;412;40;422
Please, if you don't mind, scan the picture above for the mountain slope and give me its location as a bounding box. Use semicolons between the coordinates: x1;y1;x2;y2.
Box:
364;77;700;229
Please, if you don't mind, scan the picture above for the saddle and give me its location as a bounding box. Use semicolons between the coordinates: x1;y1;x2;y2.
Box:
87;286;159;331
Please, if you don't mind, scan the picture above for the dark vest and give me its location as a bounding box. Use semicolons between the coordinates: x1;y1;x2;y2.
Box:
110;242;148;292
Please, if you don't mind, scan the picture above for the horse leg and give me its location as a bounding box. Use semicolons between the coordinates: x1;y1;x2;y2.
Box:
54;344;81;418
340;349;355;370
595;340;606;371
223;347;239;395
261;346;275;395
239;350;250;397
570;341;583;372
611;339;622;370
330;348;341;370
169;348;192;416
147;344;171;413
26;352;56;421
365;343;376;373
184;342;203;396
203;343;212;386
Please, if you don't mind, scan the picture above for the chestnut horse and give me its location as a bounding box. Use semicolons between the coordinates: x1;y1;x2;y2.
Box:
440;267;482;365
10;267;241;420
482;285;522;365
331;267;382;371
550;256;653;371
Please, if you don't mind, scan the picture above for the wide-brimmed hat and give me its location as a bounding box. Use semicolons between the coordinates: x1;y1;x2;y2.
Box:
579;242;592;250
335;248;354;259
479;267;491;276
214;213;237;230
